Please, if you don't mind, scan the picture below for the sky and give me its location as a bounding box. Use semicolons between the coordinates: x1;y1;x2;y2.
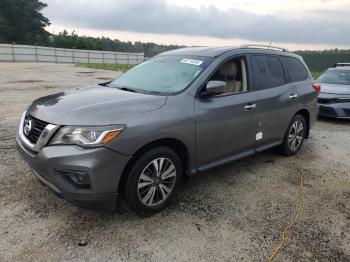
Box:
42;0;350;51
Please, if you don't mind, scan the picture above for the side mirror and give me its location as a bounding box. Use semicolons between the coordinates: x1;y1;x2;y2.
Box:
203;81;226;96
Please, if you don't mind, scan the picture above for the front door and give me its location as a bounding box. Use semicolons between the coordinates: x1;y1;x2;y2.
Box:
195;92;259;170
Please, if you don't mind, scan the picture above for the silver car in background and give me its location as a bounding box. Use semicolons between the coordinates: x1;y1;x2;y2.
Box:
317;63;350;119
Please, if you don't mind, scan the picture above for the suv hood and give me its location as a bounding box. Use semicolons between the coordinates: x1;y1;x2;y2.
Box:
28;85;167;125
320;83;350;95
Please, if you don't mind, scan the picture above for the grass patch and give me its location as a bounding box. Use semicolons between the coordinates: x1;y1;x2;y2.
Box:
75;63;134;73
312;71;322;79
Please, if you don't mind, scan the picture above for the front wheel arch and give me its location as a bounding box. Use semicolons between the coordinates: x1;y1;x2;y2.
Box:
118;138;189;197
121;146;183;215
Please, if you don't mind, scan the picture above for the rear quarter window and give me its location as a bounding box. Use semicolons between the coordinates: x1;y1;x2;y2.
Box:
250;55;286;90
280;56;308;82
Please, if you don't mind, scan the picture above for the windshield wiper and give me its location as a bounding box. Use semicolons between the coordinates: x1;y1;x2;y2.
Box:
98;81;111;87
115;86;138;93
111;85;160;95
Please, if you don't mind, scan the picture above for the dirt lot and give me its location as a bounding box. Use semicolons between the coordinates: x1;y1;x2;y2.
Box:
0;63;349;261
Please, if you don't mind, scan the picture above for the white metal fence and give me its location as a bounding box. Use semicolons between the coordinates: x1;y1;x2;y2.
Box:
0;44;144;65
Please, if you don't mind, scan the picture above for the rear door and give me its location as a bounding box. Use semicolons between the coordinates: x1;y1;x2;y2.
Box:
247;54;297;150
279;56;311;105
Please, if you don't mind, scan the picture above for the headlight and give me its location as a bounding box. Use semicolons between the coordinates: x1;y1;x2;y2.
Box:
50;125;125;148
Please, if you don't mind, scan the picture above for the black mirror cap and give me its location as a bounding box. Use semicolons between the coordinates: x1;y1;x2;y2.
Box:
204;81;226;96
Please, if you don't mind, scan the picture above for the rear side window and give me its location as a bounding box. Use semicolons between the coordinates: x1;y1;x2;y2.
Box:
280;56;308;82
250;55;286;90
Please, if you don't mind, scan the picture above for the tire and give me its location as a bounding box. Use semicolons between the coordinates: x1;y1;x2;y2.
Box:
281;114;306;156
123;147;183;216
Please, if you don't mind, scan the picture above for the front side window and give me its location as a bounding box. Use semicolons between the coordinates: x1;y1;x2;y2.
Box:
280;56;308;82
110;55;213;95
317;69;350;86
208;57;248;95
251;55;286;90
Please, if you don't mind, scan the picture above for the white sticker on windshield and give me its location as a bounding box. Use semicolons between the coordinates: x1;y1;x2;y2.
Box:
180;58;203;66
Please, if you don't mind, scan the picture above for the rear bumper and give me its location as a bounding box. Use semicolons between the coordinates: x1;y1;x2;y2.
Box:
16;128;132;210
318;102;350;119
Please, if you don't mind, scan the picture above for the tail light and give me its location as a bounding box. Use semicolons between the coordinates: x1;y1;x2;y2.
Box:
312;83;321;95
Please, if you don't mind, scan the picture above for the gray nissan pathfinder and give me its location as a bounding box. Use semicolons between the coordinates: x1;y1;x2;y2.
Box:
16;45;319;215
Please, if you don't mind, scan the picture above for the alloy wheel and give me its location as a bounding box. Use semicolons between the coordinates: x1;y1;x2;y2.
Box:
288;120;304;151
137;157;177;207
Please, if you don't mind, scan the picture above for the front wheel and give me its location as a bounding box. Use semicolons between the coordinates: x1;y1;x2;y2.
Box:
281;114;306;156
123;147;182;216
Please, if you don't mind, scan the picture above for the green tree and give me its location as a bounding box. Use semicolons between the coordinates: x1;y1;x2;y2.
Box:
0;0;50;44
46;30;184;57
295;49;350;71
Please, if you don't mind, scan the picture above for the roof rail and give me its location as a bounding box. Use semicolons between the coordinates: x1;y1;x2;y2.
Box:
239;44;289;52
333;63;350;67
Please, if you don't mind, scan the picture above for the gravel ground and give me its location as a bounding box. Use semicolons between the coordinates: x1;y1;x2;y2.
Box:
0;63;349;262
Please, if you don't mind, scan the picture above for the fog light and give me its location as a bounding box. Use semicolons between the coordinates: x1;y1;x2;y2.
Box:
55;169;91;188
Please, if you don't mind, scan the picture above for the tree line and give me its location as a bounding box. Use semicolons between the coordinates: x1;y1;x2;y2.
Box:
0;0;183;57
46;30;184;58
295;50;350;72
1;0;349;71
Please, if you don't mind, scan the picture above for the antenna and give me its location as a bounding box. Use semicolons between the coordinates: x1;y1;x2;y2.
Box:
268;42;272;49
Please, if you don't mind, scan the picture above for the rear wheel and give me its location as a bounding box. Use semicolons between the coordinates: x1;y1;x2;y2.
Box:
281;114;306;156
123;147;182;216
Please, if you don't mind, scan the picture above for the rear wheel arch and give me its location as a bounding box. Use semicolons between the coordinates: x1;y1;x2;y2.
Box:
294;109;310;138
281;113;307;155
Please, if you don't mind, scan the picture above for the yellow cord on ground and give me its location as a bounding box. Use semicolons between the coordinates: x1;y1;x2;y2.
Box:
267;158;305;262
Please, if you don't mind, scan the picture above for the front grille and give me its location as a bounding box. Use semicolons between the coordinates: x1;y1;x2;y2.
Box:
319;106;337;117
319;97;350;104
23;114;49;144
318;98;336;104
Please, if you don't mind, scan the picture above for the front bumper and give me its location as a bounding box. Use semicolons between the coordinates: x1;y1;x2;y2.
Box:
16;129;132;210
318;102;350;119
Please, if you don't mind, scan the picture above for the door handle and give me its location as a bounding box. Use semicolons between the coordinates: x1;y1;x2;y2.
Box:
288;94;298;99
244;103;256;110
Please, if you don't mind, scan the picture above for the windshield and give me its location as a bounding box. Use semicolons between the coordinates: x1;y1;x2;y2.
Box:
110;55;213;95
317;69;350;86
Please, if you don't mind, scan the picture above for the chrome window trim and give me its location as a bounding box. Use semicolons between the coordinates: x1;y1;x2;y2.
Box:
19;111;59;152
